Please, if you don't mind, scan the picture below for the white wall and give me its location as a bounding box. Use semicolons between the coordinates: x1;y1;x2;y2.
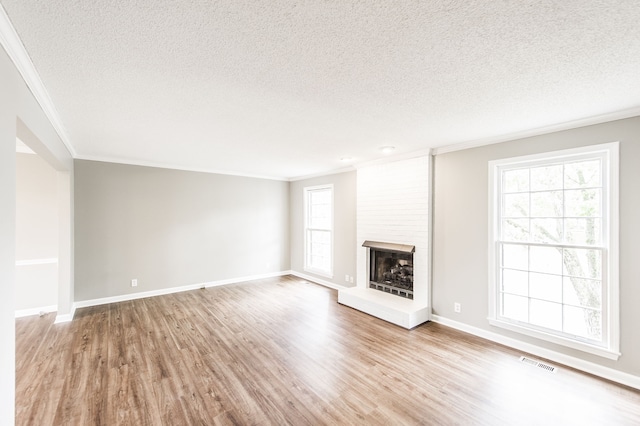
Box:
15;152;59;314
0;42;73;423
0;49;17;426
432;116;640;378
356;156;430;304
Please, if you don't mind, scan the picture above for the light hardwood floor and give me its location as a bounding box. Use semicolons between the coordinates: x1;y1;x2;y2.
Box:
16;276;640;425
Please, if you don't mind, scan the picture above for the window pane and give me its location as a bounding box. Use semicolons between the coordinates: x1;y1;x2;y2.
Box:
529;246;562;275
503;193;529;217
502;219;529;242
310;230;329;244
563;277;601;309
311;255;327;269
531;165;563;191
310;205;330;229
563;248;601;279
311;242;325;254
493;146;613;348
564;159;601;189
565;189;601;218
503;169;529;193
531;218;562;243
531;191;563;217
502;244;528;270
310;190;330;205
529;272;562;303
502;294;528;322
564;305;601;340
530;299;562;331
307;221;331;274
502;269;528;296
565;218;601;246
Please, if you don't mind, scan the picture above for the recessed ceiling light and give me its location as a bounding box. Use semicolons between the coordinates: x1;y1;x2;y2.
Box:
340;157;353;162
380;146;396;154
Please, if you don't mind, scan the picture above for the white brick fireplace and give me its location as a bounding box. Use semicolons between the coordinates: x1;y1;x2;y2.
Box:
338;154;431;328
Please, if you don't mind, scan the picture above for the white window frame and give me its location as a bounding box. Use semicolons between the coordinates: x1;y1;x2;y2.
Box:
488;142;619;360
303;184;334;278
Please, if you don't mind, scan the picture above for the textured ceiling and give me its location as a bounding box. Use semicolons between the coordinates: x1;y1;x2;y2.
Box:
2;1;640;179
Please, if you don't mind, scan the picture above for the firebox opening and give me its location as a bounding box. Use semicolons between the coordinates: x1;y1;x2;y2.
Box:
369;249;414;299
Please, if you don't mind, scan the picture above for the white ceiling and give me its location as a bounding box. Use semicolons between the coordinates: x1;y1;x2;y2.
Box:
2;1;640;180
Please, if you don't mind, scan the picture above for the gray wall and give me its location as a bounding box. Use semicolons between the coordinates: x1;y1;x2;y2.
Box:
74;160;290;301
290;171;357;287
432;116;640;376
15;153;59;310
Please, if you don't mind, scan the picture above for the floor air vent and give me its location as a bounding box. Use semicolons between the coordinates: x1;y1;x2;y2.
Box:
519;356;558;373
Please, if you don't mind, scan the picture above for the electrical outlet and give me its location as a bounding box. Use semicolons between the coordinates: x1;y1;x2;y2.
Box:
345;274;350;282
350;276;354;283
454;302;461;313
131;279;138;287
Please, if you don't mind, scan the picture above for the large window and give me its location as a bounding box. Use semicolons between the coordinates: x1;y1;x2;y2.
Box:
304;184;333;277
488;143;619;359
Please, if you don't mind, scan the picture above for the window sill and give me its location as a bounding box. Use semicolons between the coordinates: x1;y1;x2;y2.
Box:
488;318;620;361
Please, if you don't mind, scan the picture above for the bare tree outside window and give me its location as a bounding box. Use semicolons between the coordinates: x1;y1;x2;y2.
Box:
499;158;604;342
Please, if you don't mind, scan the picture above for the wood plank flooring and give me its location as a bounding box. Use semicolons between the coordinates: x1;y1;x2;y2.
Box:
16;276;640;425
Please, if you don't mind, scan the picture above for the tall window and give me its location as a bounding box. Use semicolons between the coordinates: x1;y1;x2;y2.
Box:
304;185;333;277
488;143;619;359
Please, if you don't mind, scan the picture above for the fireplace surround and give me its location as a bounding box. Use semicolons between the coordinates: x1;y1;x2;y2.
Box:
337;154;431;329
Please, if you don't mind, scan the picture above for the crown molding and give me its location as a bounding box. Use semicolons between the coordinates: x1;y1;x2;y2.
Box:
432;107;640;156
288;166;356;182
0;4;76;157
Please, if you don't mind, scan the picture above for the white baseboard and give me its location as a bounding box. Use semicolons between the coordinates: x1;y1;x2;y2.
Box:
431;314;640;391
290;270;348;291
15;304;57;318
74;271;292;309
54;305;76;324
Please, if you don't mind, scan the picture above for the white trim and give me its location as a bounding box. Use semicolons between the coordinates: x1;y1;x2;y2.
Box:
290;271;347;291
74;271;291;309
289;166;355;182
303;184;334;278
487;142;620;357
607;142;620;357
488;318;619;360
431;315;640;391
15;257;58;266
75;155;288;182
432;108;640;156
15;304;57;318
54;305;76;324
487;141;618;167
0;4;76;157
